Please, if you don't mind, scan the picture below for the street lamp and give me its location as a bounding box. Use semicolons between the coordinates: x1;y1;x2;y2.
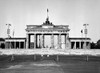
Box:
6;24;11;49
83;24;89;38
83;24;89;49
6;24;11;38
83;24;89;61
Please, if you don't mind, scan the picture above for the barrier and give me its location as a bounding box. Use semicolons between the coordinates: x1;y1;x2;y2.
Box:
0;49;100;56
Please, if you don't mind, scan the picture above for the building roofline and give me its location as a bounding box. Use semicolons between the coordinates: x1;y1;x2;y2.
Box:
69;37;91;40
5;37;26;40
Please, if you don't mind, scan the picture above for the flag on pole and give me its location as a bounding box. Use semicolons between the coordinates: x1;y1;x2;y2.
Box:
9;24;11;26
47;8;49;20
47;8;49;12
81;30;83;33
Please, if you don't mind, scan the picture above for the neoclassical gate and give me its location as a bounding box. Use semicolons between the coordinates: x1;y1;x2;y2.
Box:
26;17;70;49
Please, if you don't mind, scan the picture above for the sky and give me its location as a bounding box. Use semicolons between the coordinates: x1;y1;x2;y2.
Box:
0;0;100;43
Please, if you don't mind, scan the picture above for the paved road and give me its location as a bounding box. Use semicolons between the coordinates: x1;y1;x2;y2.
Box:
0;55;100;73
0;60;64;73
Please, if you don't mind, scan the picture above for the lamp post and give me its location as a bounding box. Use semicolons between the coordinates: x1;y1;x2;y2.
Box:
83;24;89;38
83;24;89;61
6;24;14;61
6;24;11;49
6;24;11;38
83;24;89;49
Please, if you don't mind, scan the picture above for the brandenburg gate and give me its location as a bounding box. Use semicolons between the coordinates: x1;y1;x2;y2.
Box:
26;17;70;49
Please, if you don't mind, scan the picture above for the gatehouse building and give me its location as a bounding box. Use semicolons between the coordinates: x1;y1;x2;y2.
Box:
0;10;91;49
0;18;91;49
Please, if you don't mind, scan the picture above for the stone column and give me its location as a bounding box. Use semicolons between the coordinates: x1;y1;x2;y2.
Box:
36;34;38;48
60;34;61;49
29;34;30;49
8;42;9;49
51;34;54;48
57;35;59;48
41;34;43;48
39;35;40;48
43;34;44;48
19;42;21;49
65;34;66;49
75;42;76;49
5;42;7;49
58;34;61;49
79;42;81;49
6;42;8;49
19;42;20;49
66;34;69;49
88;42;90;49
86;41;87;49
9;42;11;49
73;42;76;49
24;41;25;48
89;43;90;49
34;34;36;49
26;33;29;49
14;42;16;49
83;41;87;49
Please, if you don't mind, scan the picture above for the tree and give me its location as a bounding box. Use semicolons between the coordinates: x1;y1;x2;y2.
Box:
90;42;96;49
96;39;100;49
0;43;5;49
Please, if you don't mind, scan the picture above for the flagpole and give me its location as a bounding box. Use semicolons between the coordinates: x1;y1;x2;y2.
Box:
81;30;83;38
13;29;15;38
11;29;15;61
47;8;49;19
